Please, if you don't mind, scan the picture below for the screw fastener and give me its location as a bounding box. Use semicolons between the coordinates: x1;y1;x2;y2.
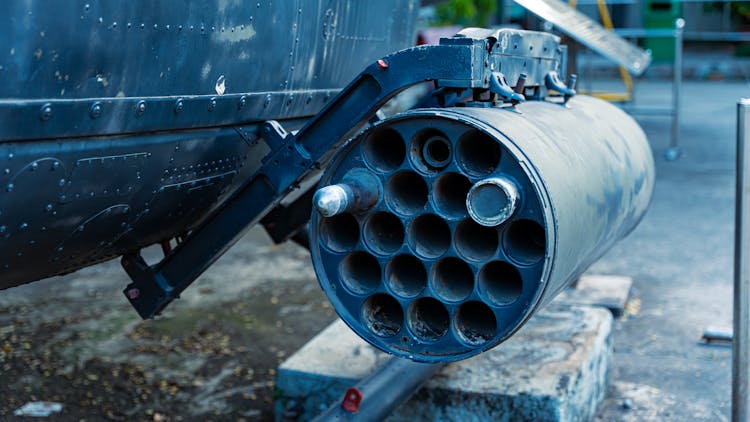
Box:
40;103;53;121
135;100;146;116
126;288;140;299
90;102;102;119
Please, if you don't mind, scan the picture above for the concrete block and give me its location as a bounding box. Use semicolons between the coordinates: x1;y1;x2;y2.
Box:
275;304;612;421
557;274;633;316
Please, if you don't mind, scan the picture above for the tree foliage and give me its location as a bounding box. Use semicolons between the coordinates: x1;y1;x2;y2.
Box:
434;0;498;27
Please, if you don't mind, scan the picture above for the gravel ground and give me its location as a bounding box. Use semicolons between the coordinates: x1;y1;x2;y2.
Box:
0;228;335;421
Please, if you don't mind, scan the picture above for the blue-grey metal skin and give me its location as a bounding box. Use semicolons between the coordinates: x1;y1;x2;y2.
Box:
0;0;419;290
309;97;655;362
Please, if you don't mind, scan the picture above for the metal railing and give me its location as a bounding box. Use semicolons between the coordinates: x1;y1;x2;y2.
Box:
613;19;685;160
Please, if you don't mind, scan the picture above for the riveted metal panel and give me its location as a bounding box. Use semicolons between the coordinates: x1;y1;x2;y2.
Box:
0;123;276;289
0;0;419;289
0;0;419;139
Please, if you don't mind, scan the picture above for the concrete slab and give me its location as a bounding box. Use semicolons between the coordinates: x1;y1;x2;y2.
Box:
557;275;633;316
275;304;613;421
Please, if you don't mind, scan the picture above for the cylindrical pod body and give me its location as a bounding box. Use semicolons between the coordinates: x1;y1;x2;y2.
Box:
460;96;655;303
310;95;654;362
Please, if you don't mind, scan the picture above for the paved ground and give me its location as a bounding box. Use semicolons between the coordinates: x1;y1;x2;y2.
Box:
0;79;747;421
591;79;744;421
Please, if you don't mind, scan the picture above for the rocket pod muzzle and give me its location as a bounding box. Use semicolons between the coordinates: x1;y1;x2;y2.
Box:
309;96;654;362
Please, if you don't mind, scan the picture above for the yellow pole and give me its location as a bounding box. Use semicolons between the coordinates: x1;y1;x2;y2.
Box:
596;0;634;97
568;0;633;102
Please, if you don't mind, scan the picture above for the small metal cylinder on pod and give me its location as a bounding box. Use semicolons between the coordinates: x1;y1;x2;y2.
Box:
309;95;655;362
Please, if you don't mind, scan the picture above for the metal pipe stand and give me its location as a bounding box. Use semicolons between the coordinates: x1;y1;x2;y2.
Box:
733;98;750;422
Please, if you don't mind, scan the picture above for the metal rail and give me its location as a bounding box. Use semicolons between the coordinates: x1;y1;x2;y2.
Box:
514;0;652;75
516;0;683;160
312;358;443;422
617;19;684;161
734;98;750;422
545;0;750;42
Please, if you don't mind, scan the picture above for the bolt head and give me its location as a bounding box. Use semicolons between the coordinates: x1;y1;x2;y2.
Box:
40;104;53;121
313;185;350;217
126;288;140;299
90;102;102;119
